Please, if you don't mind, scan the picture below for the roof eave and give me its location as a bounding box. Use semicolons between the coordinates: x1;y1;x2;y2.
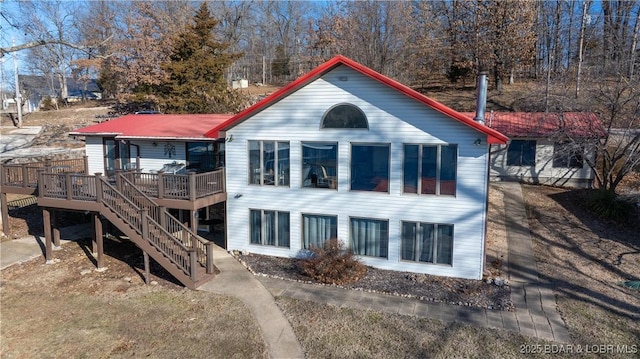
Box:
206;55;510;143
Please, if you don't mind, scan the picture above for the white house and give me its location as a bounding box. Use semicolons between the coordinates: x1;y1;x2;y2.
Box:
205;56;508;280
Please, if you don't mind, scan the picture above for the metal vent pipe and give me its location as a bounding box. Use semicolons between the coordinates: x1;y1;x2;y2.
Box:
474;72;488;125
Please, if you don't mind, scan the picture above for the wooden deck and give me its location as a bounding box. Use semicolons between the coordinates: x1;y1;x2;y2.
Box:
1;159;226;212
0;158;226;289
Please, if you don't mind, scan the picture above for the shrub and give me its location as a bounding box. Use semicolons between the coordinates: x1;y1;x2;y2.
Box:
585;189;635;223
298;239;367;285
40;96;56;111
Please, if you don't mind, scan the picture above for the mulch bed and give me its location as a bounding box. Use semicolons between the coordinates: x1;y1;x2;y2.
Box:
237;253;513;311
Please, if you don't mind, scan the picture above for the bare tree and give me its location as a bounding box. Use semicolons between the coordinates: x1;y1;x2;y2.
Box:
310;0;415;81
108;1;193;102
13;1;84;102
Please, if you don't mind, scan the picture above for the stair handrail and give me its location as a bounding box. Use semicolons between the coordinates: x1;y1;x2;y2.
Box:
116;173;161;224
97;176;196;277
116;173;214;273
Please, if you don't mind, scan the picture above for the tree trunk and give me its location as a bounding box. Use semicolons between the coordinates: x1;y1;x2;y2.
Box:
629;8;640;79
576;0;588;98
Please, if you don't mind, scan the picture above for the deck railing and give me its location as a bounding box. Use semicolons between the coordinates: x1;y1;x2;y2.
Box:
39;172;97;201
98;178;195;278
1;157;88;190
116;173;214;270
0;156;88;188
120;168;225;201
37;171;215;275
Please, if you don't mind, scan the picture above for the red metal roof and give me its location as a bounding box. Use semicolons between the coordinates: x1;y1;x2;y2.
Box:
460;112;606;138
71;114;233;140
205;55;509;145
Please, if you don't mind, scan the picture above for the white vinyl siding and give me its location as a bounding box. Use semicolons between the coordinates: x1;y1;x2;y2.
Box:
83;137;218;175
490;138;595;188
225;65;489;279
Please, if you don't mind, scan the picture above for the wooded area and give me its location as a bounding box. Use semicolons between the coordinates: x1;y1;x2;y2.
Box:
2;1;638;101
1;0;639;194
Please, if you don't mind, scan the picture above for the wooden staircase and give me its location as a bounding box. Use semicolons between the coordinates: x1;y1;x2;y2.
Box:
1;159;218;289
97;175;215;289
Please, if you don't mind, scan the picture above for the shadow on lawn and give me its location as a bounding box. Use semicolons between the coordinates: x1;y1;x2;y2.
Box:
548;189;640;266
75;230;184;288
523;186;640;322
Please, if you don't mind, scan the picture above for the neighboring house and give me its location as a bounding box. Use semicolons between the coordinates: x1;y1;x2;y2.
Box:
463;112;605;189
19;75;102;112
205;55;508;280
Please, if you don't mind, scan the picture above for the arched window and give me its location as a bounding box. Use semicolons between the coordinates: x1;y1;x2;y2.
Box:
321;104;368;129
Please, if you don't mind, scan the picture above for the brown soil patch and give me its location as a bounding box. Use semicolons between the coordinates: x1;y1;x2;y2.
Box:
523;184;640;346
0;236;267;358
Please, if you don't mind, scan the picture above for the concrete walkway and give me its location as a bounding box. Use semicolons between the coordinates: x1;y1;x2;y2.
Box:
0;223;92;270
502;182;571;342
198;247;304;359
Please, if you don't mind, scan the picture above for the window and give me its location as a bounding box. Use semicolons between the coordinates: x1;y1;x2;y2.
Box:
302;214;337;249
321;104;368;129
351;144;390;192
350;218;388;258
401;222;453;265
187;142;219;172
506;140;536;166
403;144;457;195
302;142;337;189
249;141;289;186
553;142;584;168
250;209;290;247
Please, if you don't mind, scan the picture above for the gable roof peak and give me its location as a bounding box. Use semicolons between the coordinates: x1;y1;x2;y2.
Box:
205;55;508;144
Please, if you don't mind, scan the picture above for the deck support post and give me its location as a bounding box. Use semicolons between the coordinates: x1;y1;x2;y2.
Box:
143;251;150;284
190;209;198;234
0;192;9;236
94;213;104;270
188;171;196;201
52;210;61;249
206;243;214;274
159;206;166;228
91;213;97;254
43;207;53;263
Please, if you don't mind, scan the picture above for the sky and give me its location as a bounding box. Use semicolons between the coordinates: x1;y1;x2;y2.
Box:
1;0;27;94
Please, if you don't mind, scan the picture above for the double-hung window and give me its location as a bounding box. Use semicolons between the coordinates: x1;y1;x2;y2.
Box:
552;142;584;168
249;141;289;186
506;140;536;166
302;214;337;249
403;144;457;195
350;217;388;258
401;222;453;265
250;209;290;247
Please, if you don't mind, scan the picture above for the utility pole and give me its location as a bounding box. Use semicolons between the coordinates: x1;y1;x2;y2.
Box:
262;55;266;85
13;38;23;128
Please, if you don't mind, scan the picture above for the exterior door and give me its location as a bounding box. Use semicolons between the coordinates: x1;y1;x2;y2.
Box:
103;138;131;177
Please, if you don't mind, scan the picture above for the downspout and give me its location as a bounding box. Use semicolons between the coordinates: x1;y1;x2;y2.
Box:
475;72;489;279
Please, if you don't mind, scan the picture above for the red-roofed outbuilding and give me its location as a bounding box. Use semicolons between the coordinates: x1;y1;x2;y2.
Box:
459;112;604;189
